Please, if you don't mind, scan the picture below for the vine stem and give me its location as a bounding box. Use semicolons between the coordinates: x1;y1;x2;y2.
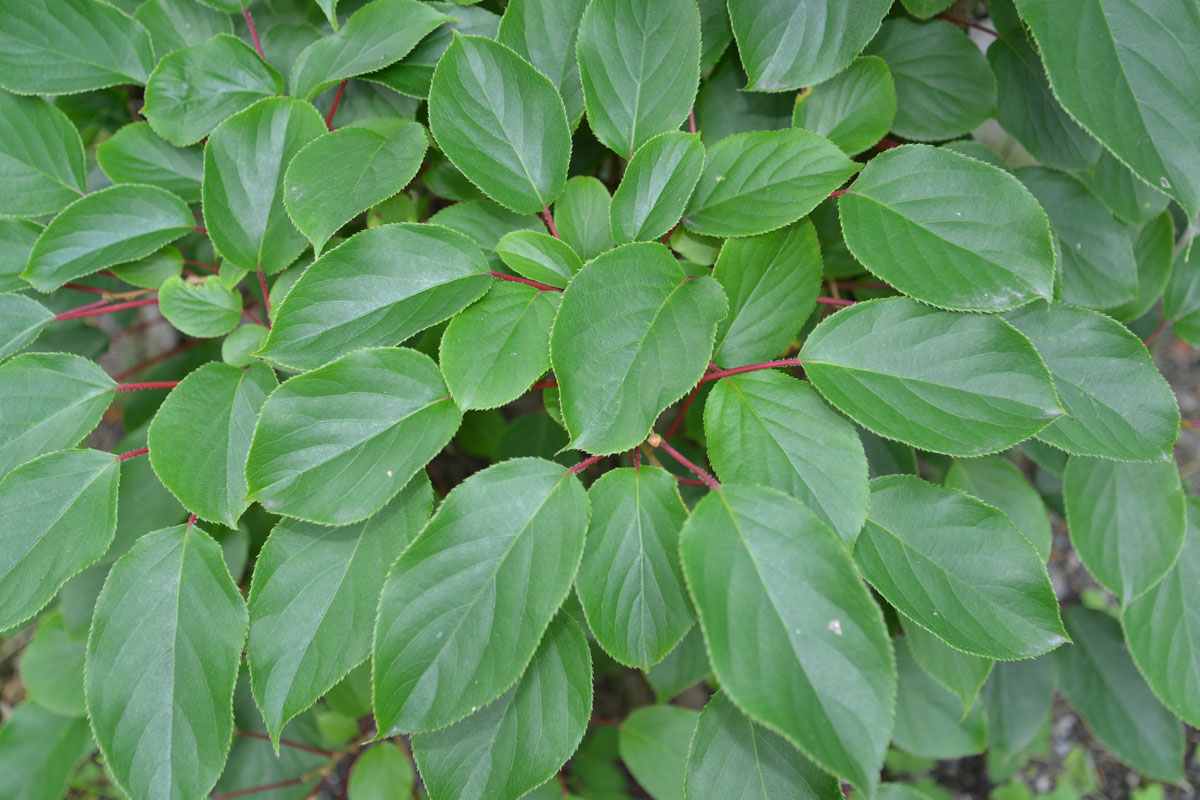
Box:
488;271;563;292
234;731;333;757
257;266;271;323
568;453;604;474
541;206;559;238
699;358;804;384
116;446;149;461
816;296;855;307
114;381;179;391
936;13;1001;39
646;433;720;490
688;108;696;135
56;297;159;321
1144;318;1168;345
325;80;348;130
240;3;265;59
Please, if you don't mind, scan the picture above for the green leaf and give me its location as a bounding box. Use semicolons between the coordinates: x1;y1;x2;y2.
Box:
892;636;987;760
705;371;868;546
0;294;52;361
202;97;327;275
576;467;692;669
108;246;182;289
496;0;588;125
440;281;560;410
792;56;896;155
1056;606;1184;783
1005;302;1179;461
1166;244;1200;346
1062;457;1185;601
904;624;992;717
248;476;431;745
1015;0;1200;219
838;145;1055;311
697;0;731;70
373;458;588;733
856;475;1068;659
0;352;114;478
549;242;727;455
981;656;1057;765
711;220;820;367
86;524;248;800
283;122;428;254
349;743;414;800
365;3;499;100
0;90;85;217
679;484;895;795
610;132;704;245
1079;149;1171;226
683;129;858;238
0;218;40;293
259;223;491;371
429;34;571;213
685;691;840;800
412;615;592;800
694;51;791;146
1018;167;1137;309
576;0;700;158
142;34;284;147
133;0;233;60
945;456;1052;561
646;627;710;702
291;0;448;100
96;122;204;203
246;347;460;525
494;229;581;289
148;361;276;527
728;0;891;91
0;0;154;94
0;702;94;800
800;298;1062;457
555;175;612;261
900;0;954;17
22;611;86;717
1110;212;1176;323
0;449;119;631
157;275;242;338
1124;496;1200;727
866;19;995;142
617;705;697;800
429;198;542;252
22;184;194;292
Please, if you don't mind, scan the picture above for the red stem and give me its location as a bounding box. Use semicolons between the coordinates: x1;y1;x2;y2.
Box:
213;777;306;800
62;283;109;296
632;447;641;471
488;271;563;292
700;358;804;384
113;339;202;381
677;476;707;487
648;434;720;490
242;307;269;328
688;108;696;135
590;716;621;728
194;225;208;234
816;296;855;307
664;383;702;441
325;80;348;130
568;454;604;474
1144;318;1168;345
256;266;271;323
234;730;333;757
114;381;179;391
541;207;559;239
56;297;159;321
183;259;219;273
240;3;265;59
117;446;149;461
936;13;1001;38
827;189;850;200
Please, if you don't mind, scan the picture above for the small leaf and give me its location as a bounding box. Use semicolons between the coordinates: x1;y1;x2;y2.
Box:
0;702;94;800
945;456;1052;560
684;129;858;238
904;624;993;717
0;294;52;361
0;90;85;217
86;524;248;800
134;0;233;60
348;743;415;800
610;132;704;245
892;636;987;760
494;229;581;289
373;458;588;734
246;348;460;525
792;56;896;155
982;656;1057;765
157;275;242;338
646;627;710;703
617;705;697;800
21;611;87;717
555;175;612;261
496;0;588;124
97;122;204;203
696;0;731;70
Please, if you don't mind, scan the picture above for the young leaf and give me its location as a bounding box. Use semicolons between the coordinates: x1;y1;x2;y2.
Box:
247;476;432;746
22;184;194;292
555;175;612;261
800;298;1062;456
576;0;700;158
981;656;1057;765
549;243;727;455
610;132;705;245
892;636;987;760
705;371;869;546
202;97;327;275
685;692;841;800
856;475;1068;659
412;615;592;800
0;702;94;800
283;121;428;254
0;90;85;217
373;458;588;734
904;624;993;717
97;122;205;204
21;611;87;717
86;524;248;800
683;129;858;238
0;294;53;361
1063;457;1185;602
945;456;1052;560
494;229;581;289
838;145;1055;311
792;56;896;155
496;0;588;125
680;484;895;795
575;467;693;669
142;34;284;146
245;348;460;525
134;0;233;60
0;449;119;631
728;0;891;91
157;275;242;338
617;705;697;800
349;743;415;800
259;223;491;371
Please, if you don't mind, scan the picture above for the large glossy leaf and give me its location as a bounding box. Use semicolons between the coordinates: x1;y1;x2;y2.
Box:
891;636;987;760
283;122;427;254
1005;302;1178;461
705;371;868;546
202;97;327;275
576;467;692;669
259;223;491;371
248;476;431;745
610;132;704;245
22;184;193;292
685;691;840;800
0;91;85;217
0;702;94;800
728;0;891;91
576;0;700;158
246;348;459;525
429;35;570;213
0;449;118;631
373;458;588;734
1124;497;1200;727
0;0;154;94
496;0;587;124
0;294;53;361
549;243;727;455
0;352;114;478
944;456;1052;560
800;298;1062;457
618;705;697;800
86;524;248;800
1015;0;1200;218
982;656;1057;765
412;615;592;800
142;34;284;146
839;146;1055;311
904;624;992;717
683;129;858;238
680;484;895;794
1063;457;1185;601
1057;606;1184;783
96;122;204;203
791;55;896;156
856;475;1068;659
